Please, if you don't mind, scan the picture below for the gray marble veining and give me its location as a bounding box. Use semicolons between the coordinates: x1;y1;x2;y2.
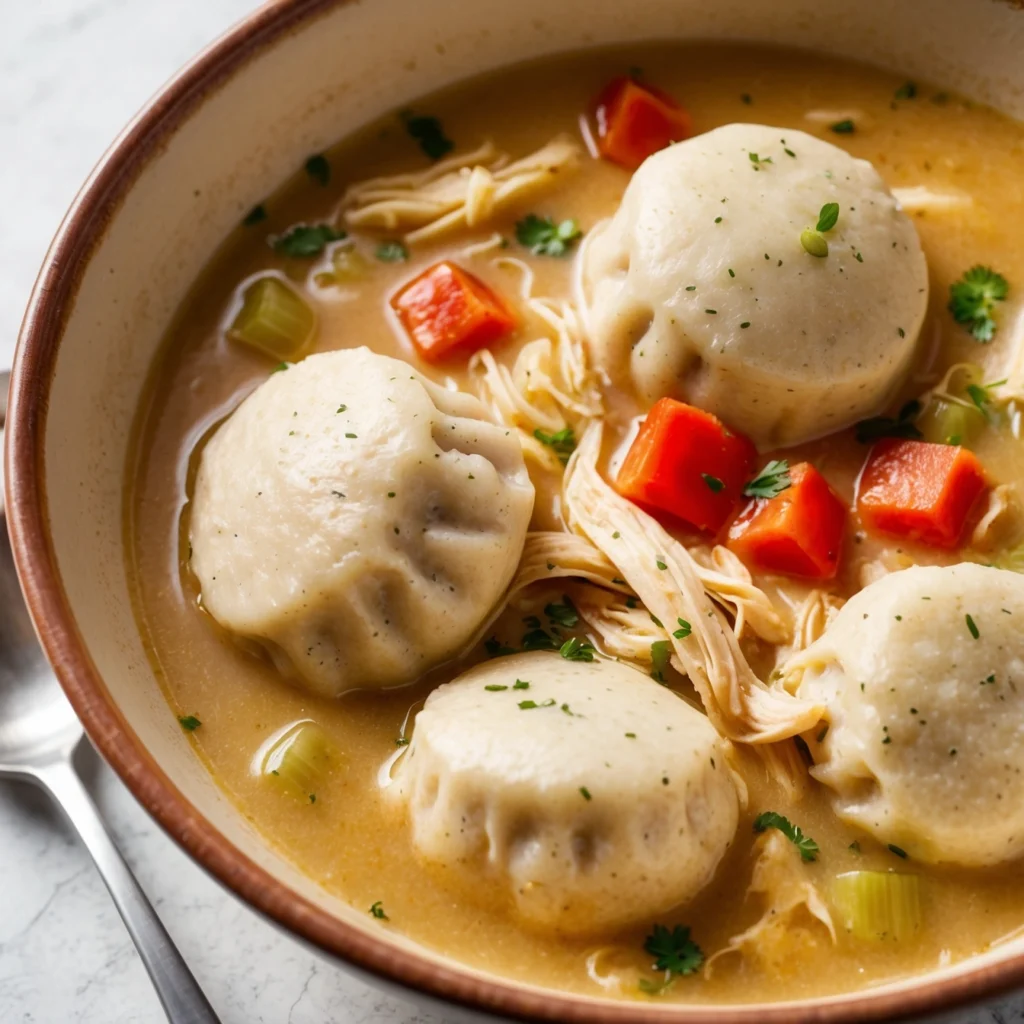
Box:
0;2;1021;1022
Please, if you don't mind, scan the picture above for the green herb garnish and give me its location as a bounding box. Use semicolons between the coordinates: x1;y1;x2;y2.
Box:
403;112;454;160
533;426;576;463
744;459;791;499
516;214;582;257
748;152;773;170
545;598;579;628
305;154;331;186
579;786;592;801
369;901;389;920
888;844;909;859
673;619;692;640
559;637;596;662
376;241;409;262
484;684;509;691
701;473;725;493
816;202;840;233
830;119;856;133
855;400;922;444
753;811;820;862
642;924;704;986
949;266;1009;343
650;640;672;683
178;715;201;732
894;82;918;101
484;637;518;658
243;204;267;226
966;613;980;639
272;224;347;258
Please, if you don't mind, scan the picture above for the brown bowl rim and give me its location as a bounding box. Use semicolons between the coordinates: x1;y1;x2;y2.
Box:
5;0;1024;1020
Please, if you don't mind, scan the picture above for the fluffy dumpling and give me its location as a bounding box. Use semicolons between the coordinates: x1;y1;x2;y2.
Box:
190;347;534;698
387;652;742;935
583;124;929;448
790;563;1024;866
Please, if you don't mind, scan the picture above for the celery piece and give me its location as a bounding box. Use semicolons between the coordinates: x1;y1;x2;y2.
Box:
229;276;316;360
917;397;985;447
831;870;922;941
259;720;337;797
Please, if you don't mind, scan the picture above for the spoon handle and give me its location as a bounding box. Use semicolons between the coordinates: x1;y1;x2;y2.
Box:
36;759;221;1024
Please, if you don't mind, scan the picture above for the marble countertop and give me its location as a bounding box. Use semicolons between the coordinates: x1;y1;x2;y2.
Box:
0;3;1022;1023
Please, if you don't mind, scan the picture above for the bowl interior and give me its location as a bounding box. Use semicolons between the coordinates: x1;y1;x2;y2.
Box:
9;0;1024;1018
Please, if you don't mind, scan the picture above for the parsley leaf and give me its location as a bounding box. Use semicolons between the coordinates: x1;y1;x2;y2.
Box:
521;627;559;651
272;224;347;258
816;202;840;233
744;459;792;499
650;640;672;682
305;154;331;186
560;637;596;662
701;473;725;493
545;598;579;628
178;715;201;732
369;901;389;920
533;426;577;463
753;810;820;862
948;266;1010;342
830;119;856;133
966;378;1007;422
643;924;704;977
894;81;918;101
375;241;409;262
484;637;518;658
673;618;692;640
855;400;922;444
515;215;582;257
402;112;454;160
748;151;773;170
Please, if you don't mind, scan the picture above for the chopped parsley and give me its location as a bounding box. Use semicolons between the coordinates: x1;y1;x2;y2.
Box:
642;924;704;987
816;202;840;233
484;684;509;692
948;266;1009;342
855;400;922;443
271;362;291;373
514;679;530;690
830;119;856;133
533;425;577;463
305;154;331;186
753;811;819;862
243;204;267;226
673;618;692;640
966;613;980;639
484;637;518;658
966;378;1007;421
369;901;389;920
894;81;918;100
376;241;409;262
545;598;579;628
518;698;557;710
402;111;454;160
701;473;725;493
656;559;668;571
744;459;791;499
579;786;592;801
560;637;596;662
395;737;410;747
748;152;773;170
888;844;909;859
272;223;347;258
521;628;559;651
650;640;672;683
516;214;582;257
177;715;202;732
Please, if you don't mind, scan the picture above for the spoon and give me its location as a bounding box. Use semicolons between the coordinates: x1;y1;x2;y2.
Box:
0;369;220;1023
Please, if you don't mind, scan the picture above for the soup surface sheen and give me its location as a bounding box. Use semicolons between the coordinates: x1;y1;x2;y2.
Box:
129;43;1024;1003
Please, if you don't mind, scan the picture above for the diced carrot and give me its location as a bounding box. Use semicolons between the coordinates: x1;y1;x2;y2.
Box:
593;77;692;170
616;398;757;534
728;463;848;580
391;260;516;363
856;439;987;549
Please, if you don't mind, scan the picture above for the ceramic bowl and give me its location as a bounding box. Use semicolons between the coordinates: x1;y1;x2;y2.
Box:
6;1;1024;1020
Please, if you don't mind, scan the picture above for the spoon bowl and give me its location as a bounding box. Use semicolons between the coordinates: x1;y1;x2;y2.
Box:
0;368;219;1022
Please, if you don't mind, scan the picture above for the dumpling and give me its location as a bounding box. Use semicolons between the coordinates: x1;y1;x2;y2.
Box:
789;563;1024;866
583;123;928;448
189;347;534;698
387;651;742;935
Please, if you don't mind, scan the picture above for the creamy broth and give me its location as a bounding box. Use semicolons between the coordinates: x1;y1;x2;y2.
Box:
128;43;1024;1003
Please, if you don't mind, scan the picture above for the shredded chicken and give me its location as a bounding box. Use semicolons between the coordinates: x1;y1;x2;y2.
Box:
892;185;973;213
469;258;603;471
773;587;845;671
340;136;581;243
705;832;835;977
562;423;824;744
972;483;1021;551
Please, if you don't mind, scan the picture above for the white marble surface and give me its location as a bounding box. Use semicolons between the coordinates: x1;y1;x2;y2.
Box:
1;3;1024;1023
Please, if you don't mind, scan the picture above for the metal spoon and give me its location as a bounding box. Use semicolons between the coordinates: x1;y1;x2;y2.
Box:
0;369;220;1023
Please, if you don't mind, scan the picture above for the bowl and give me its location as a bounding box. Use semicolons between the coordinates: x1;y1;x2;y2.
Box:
6;0;1024;1020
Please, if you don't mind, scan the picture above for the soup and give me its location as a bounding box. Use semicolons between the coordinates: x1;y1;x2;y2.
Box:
127;42;1024;1004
